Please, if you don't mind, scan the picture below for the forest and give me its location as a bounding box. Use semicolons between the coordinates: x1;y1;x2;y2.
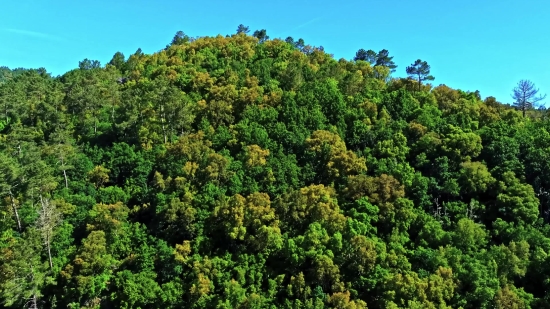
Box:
1;27;550;309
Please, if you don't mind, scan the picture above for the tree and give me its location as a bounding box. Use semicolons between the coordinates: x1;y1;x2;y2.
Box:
44;128;76;189
493;285;527;309
354;49;397;73
294;38;305;51
108;52;126;71
305;130;366;182
406;59;435;91
88;165;110;189
286;37;306;52
61;230;116;304
375;49;397;73
63;65;119;135
511;79;546;117
0;153;23;231
354;49;377;63
36;196;62;270
285;36;295;45
253;29;269;43
0;229;47;309
494;171;539;225
170;31;190;46
78;59;101;70
236;24;250;34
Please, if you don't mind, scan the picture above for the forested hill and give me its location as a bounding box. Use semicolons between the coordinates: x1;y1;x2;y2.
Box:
1;29;550;309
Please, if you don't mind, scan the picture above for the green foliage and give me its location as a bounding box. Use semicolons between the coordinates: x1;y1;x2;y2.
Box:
406;59;435;90
0;29;549;309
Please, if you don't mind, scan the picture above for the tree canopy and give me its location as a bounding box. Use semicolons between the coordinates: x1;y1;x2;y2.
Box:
0;28;549;309
406;59;435;90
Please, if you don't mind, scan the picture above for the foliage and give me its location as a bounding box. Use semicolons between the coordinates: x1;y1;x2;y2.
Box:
0;28;547;309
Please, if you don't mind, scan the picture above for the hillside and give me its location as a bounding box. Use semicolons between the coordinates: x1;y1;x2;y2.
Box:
1;30;550;309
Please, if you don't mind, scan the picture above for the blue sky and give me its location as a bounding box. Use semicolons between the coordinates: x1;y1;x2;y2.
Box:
1;0;549;104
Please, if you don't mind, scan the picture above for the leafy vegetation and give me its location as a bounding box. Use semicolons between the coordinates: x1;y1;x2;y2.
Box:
1;28;550;308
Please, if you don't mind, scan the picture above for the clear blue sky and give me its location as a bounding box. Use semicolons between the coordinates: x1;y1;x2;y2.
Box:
1;0;549;104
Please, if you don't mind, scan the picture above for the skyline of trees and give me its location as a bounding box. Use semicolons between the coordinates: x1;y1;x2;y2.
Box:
3;25;545;109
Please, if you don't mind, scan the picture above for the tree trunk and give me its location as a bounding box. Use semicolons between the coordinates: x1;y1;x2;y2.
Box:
28;264;39;309
63;169;68;189
30;294;38;309
522;94;527;117
8;190;21;232
161;105;167;143
60;156;69;189
39;194;54;271
47;234;53;270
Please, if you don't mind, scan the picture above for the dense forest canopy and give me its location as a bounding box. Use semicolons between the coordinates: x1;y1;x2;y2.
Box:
1;28;550;309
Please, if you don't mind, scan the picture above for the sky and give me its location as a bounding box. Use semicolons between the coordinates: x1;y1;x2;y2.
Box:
1;0;549;104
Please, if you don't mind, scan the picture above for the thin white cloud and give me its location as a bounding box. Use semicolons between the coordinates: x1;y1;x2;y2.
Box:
290;17;322;32
271;17;323;39
1;28;65;41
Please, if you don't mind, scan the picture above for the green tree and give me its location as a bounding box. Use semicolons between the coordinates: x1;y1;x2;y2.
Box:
61;230;116;305
108;51;126;71
0;229;48;309
406;59;435;91
375;49;397;73
253;29;269;43
236;24;250;34
0;153;23;231
44;127;76;189
494;172;539;225
493;285;527;309
170;30;191;46
354;49;377;63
